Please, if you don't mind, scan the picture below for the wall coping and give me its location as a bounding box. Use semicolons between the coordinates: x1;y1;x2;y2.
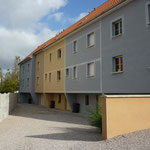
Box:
104;95;150;98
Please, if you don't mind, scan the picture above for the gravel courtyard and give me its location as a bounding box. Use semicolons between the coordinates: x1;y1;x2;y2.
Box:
0;104;150;150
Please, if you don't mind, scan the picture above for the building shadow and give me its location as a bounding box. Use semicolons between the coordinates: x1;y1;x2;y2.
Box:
26;127;101;142
11;104;92;126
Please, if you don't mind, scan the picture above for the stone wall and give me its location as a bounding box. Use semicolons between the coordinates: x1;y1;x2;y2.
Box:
0;93;18;121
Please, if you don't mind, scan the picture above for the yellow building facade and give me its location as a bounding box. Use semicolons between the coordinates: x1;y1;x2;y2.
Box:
35;40;70;111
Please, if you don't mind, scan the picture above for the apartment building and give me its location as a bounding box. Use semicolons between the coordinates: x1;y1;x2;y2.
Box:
19;56;38;104
34;40;70;110
19;0;150;114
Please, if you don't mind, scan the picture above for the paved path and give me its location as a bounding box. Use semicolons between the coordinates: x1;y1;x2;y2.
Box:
0;104;150;150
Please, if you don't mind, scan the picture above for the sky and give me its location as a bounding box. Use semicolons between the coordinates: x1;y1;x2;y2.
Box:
0;0;107;71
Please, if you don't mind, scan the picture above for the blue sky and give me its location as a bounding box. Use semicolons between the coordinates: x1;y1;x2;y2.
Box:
45;0;107;31
0;0;107;70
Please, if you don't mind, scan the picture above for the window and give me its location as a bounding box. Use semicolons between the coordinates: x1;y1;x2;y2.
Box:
73;40;77;53
49;73;51;82
85;95;89;105
22;79;24;87
57;71;61;81
58;95;61;103
57;49;61;58
27;64;30;71
73;66;77;79
49;53;52;62
112;19;122;37
23;67;25;74
148;4;150;23
66;68;69;77
37;77;39;85
113;56;123;73
87;32;95;47
27;78;29;87
45;73;47;80
37;61;40;70
87;62;95;77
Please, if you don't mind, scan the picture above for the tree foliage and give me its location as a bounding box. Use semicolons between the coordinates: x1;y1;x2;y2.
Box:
0;56;21;93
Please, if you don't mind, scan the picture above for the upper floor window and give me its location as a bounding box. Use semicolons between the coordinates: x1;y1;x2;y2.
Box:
45;73;47;80
87;32;95;47
22;79;24;87
87;62;95;77
112;19;122;37
23;66;25;74
85;95;89;106
49;73;51;82
73;40;77;53
37;61;40;70
113;55;123;73
148;4;150;23
57;71;61;81
49;53;52;62
57;49;61;58
73;66;77;79
27;64;30;71
66;68;69;77
27;78;29;87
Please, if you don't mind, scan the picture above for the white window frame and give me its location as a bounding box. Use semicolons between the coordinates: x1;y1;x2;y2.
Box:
57;49;62;59
146;2;150;25
49;53;52;62
112;18;123;38
49;73;51;82
57;70;61;81
72;40;78;53
87;32;95;48
112;55;123;73
87;62;95;78
65;68;69;77
72;66;77;80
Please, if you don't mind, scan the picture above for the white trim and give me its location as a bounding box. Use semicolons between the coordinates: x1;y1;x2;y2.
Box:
66;58;100;69
66;91;101;93
110;16;124;39
86;61;96;78
99;20;103;95
72;66;78;80
86;31;95;48
104;95;150;98
72;40;78;54
145;1;150;26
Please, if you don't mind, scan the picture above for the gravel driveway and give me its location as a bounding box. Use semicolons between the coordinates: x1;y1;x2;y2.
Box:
0;104;150;150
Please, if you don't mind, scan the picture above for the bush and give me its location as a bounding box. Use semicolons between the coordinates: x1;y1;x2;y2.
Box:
88;102;102;132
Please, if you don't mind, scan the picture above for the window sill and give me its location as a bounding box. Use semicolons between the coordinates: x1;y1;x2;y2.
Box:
112;71;123;74
87;44;95;48
73;51;77;54
112;34;122;39
87;75;95;79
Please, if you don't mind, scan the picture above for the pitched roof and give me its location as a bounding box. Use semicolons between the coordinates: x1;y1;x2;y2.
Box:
20;0;122;64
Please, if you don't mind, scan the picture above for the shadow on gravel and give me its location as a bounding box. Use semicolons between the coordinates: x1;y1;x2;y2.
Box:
26;127;101;142
11;104;90;126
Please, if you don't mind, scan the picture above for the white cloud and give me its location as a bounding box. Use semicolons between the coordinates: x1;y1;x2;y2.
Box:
73;12;88;22
48;12;64;22
0;0;67;70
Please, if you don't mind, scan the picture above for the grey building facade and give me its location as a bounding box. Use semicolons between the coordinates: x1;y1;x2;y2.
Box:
19;55;38;104
65;0;150;114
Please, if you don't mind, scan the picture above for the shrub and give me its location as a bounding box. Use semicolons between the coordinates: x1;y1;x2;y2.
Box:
88;102;102;132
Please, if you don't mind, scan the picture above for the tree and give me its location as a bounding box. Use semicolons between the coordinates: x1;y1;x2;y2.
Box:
0;56;21;93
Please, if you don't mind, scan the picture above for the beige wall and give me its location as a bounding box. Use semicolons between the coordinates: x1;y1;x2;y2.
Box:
39;93;70;111
35;51;44;93
44;40;65;93
102;96;150;139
